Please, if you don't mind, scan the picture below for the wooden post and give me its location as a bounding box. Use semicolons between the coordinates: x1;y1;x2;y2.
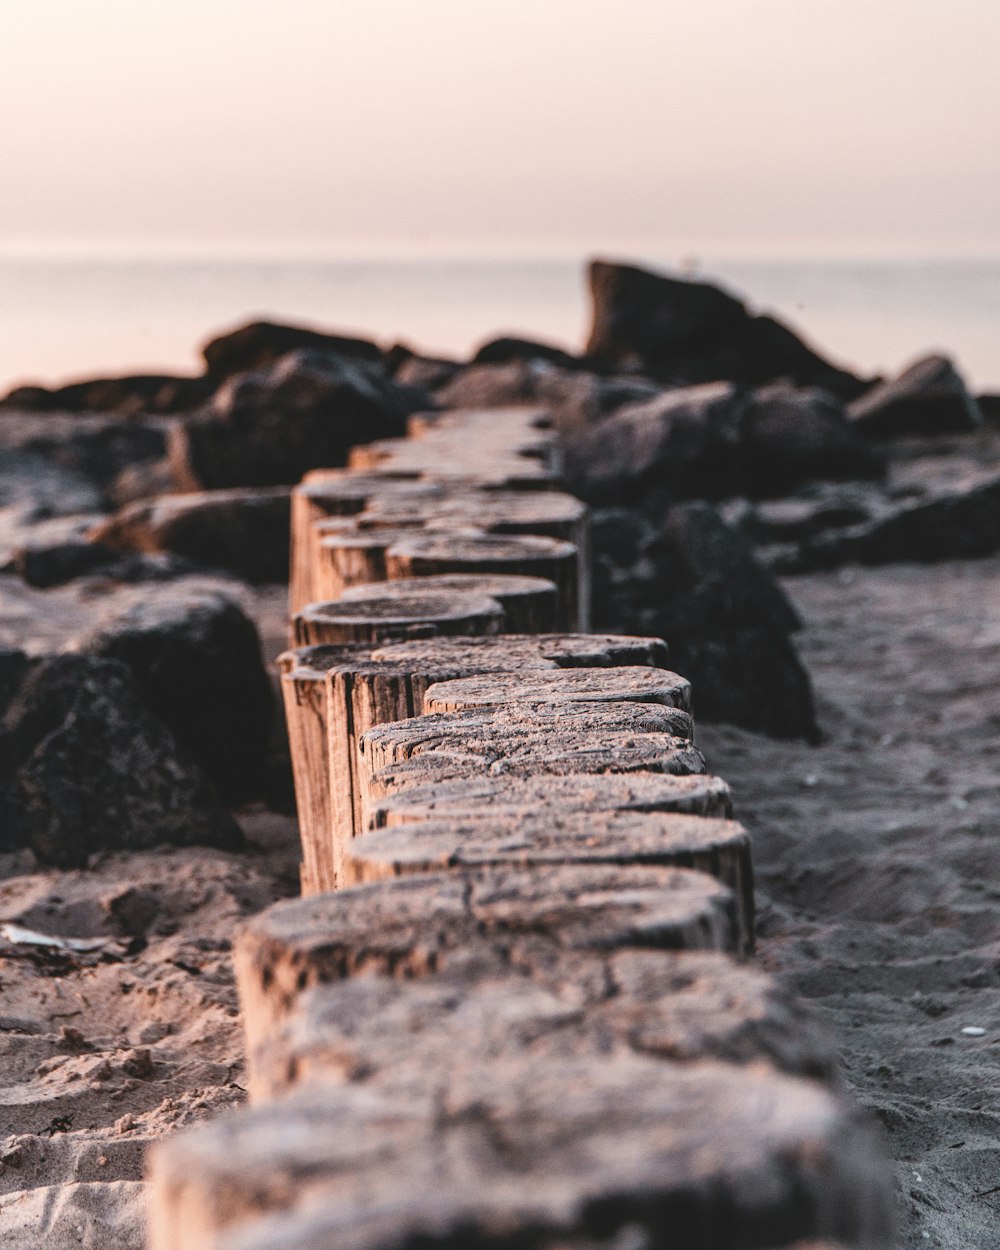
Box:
250;946;838;1102
422;665;692;714
292;591;504;646
337;573;561;634
233;863;741;1057
384;533;581;630
344;811;752;949
149;1054;892;1250
367;772;734;831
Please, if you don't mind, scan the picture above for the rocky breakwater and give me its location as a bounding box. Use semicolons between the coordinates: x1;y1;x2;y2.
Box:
147;404;895;1250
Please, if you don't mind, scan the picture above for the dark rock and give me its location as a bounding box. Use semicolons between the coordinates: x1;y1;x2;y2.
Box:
0;411;169;501
433;360;543;409
741;383;885;494
91;487;291;584
978;393;1000;425
201;321;383;379
585;259;868;398
781;474;1000;572
432;358;662;437
566;382;748;507
567;380;884;509
109;457;177;507
0;374;213;417
389;352;458;392
0;654;242;868
170;350;415;490
78;586;274;804
11;539;191;589
848;355;982;438
0;648;30;718
732;493;877;546
592;503;818;742
471;335;581;370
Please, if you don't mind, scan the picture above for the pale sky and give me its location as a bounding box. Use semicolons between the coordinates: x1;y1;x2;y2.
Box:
2;0;999;256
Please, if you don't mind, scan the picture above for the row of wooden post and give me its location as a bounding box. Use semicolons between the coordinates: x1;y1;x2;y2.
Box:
148;406;893;1250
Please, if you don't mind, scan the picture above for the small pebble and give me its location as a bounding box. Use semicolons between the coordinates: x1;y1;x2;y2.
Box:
961;1026;986;1037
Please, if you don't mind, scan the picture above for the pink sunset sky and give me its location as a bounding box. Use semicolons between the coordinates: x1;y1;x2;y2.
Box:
2;0;998;258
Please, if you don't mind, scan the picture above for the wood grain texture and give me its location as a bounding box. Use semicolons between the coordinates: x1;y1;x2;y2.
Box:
149;1050;893;1250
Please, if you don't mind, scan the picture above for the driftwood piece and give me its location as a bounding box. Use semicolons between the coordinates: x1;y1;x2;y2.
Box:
233;863;741;1057
251;946;837;1101
148;1050;894;1250
343;811;751;946
338;573;561;633
279;634;673;893
384;532;581;630
292;590;503;646
367;772;733;830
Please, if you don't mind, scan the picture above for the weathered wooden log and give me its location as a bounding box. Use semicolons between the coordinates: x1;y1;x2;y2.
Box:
360;731;709;834
347;440;561;488
369;630;670;669
292;590;504;646
384;532;581;630
406;404;552;445
148;1050;894;1250
346;811;750;950
233;864;740;1059
315;523;485;601
338;572;561;633
252;946;838;1102
280;633;673;892
290;474;445;613
359;487;591;625
367;772;733;830
422;665;692;714
360;701;696;776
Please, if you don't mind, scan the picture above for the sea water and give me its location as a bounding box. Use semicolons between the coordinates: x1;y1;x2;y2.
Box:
0;253;997;393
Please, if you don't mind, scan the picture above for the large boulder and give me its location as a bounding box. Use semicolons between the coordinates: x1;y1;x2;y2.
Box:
201;320;383;379
847;354;982;438
0;654;242;867
741;383;884;495
585;259;867;398
169;350;416;490
567;382;883;508
91;487;291;584
77;585;275;804
566;382;748;507
591;503;818;742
